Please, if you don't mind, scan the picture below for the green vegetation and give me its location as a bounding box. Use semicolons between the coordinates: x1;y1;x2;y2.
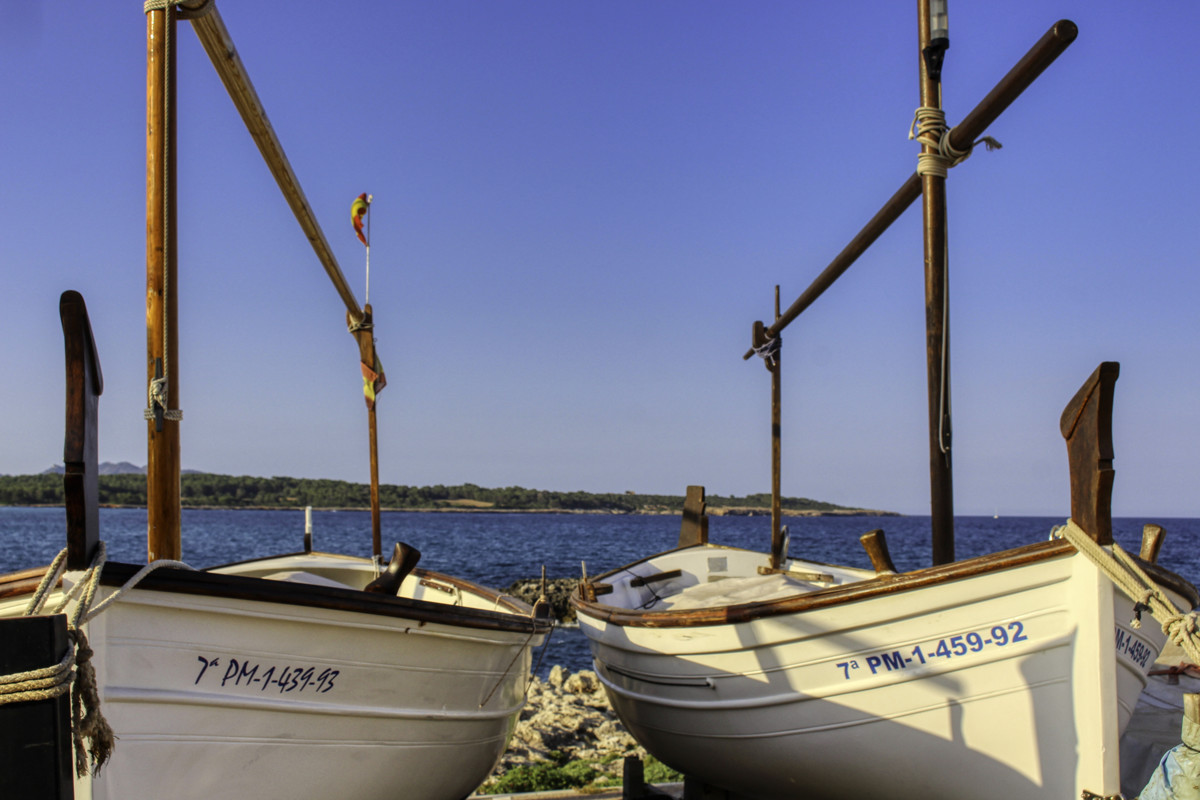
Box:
0;472;867;514
478;751;683;794
482;751;600;794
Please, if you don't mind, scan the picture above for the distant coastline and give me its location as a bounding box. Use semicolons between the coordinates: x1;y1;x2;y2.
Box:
0;464;898;517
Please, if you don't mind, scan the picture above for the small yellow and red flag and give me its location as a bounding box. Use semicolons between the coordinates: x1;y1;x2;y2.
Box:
360;356;386;410
351;193;372;246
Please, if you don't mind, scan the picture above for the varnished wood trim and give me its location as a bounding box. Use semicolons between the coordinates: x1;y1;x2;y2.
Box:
571;540;1198;629
1;562;548;635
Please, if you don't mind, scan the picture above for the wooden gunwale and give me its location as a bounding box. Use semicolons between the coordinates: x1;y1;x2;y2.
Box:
0;561;550;636
572;539;1198;629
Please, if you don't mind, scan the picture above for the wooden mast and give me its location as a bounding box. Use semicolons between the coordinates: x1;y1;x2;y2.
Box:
770;287;783;568
917;0;954;565
146;2;181;562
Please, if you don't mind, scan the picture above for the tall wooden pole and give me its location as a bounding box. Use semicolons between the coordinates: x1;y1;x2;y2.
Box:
918;0;954;565
146;4;181;562
770;287;783;568
350;306;383;562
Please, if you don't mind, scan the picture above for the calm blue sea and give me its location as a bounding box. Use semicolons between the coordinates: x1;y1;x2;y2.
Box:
3;507;1198;676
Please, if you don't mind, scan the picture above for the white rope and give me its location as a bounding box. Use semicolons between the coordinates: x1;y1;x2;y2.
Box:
8;543;196;775
1060;519;1200;665
908;106;1002;179
752;335;781;369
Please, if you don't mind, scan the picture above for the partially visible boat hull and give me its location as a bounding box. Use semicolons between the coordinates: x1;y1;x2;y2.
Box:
2;554;544;800
576;542;1187;800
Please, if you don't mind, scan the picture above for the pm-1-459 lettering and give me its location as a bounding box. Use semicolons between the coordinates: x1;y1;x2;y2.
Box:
836;621;1029;680
194;656;339;694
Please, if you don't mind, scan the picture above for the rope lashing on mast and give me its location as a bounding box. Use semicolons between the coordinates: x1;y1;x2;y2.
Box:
1059;519;1200;666
753;334;782;370
143;0;183;428
908;107;1003;179
4;543;195;776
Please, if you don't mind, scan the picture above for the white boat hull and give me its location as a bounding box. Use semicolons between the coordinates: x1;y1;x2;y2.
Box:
2;553;545;800
575;542;1187;800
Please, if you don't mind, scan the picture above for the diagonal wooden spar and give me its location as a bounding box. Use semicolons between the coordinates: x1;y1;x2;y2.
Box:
178;0;366;326
742;19;1077;360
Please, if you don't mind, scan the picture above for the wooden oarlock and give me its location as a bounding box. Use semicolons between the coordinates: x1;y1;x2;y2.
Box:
145;0;388;562
745;14;1078;568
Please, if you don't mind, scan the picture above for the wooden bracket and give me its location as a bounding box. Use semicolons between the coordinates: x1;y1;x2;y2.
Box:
1139;524;1165;564
60;291;103;571
860;529;898;575
1060;362;1119;545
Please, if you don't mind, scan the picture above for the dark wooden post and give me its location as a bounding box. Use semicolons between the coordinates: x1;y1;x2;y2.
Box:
677;486;708;548
349;305;385;561
61;291;103;571
0;615;74;799
1060;362;1119;545
917;0;955;565
769;288;784;568
146;3;181;562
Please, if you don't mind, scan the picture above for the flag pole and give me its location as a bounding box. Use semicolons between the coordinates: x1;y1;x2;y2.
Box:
351;194;383;564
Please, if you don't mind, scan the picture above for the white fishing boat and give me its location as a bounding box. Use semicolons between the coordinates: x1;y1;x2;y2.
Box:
0;2;549;798
573;499;1196;799
571;8;1199;800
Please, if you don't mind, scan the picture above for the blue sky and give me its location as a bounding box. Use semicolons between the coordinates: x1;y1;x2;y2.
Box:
1;1;1197;517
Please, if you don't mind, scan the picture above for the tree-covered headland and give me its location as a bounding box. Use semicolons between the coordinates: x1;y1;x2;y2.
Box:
0;473;891;515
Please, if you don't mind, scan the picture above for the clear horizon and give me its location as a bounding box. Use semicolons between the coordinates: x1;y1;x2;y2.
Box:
2;2;1197;518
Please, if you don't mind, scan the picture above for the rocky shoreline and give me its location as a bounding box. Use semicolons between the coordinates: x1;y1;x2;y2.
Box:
476;666;654;794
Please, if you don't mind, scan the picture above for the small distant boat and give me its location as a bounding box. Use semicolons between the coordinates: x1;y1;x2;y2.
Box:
571;8;1198;799
0;4;548;799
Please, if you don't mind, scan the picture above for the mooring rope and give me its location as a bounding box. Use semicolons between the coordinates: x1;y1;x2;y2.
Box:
0;648;74;705
8;543;195;777
908;106;1002;179
1060;519;1200;665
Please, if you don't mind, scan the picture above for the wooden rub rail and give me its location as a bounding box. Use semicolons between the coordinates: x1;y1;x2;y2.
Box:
743;19;1078;357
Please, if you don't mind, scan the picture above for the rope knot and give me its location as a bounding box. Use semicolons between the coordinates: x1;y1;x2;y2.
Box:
1164;612;1200;646
909;106;1002;178
753;334;781;369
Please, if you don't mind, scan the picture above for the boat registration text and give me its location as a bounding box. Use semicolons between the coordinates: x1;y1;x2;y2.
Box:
194;656;340;694
836;622;1029;680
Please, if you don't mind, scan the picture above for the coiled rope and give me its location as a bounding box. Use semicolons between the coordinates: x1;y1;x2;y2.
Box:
4;543;194;777
1059;519;1200;665
908;106;1002;179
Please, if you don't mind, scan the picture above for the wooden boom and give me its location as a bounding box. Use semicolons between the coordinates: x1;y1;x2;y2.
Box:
742;19;1078;359
179;0;366;325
